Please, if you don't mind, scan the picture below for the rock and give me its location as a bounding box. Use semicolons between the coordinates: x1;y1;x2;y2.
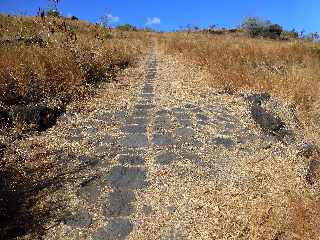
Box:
119;134;148;148
211;136;235;149
106;166;147;189
306;158;320;185
118;154;145;165
0;143;6;159
64;209;92;227
247;93;271;105
155;151;180;165
104;189;136;217
152;134;176;146
142;205;153;215
0;108;13;129
175;127;194;138
94;219;133;240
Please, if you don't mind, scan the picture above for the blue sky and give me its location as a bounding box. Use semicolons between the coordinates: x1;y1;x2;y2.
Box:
0;0;319;32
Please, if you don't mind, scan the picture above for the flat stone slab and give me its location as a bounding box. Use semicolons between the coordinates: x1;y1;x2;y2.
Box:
155;151;180;165
95;112;114;122
175;127;194;138
179;151;202;162
177;118;192;127
104;189;136;217
113;111;128;122
126;117;148;125
211;136;235;149
171;107;185;113
196;113;209;122
177;137;203;148
122;124;147;134
156;109;171;116
132;110;149;118
119;134;148;148
143;87;154;94
78;155;100;167
142;205;153;216
118;154;145;165
78;178;101;202
135;104;155;110
64;209;92;227
93;134;115;147
107;166;147;189
174;112;190;120
152;134;176;146
94;219;133;240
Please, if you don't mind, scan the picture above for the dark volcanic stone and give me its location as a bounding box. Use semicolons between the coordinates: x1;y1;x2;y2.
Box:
152;134;175;146
93;134;115;147
179;151;201;162
142;205;153;216
94;219;133;240
251;105;284;132
175;127;194;138
132;110;149;118
122;124;147;134
113;111;128;123
177;118;192;127
126;117;148;125
119;134;148;148
118;154;145;165
78;178;101;202
84;127;99;136
107;166;147;189
155;151;180;165
175;112;190;120
135;104;155;110
212;137;235;149
104;189;136;217
78;155;100;167
196;114;209;122
156;109;171;116
64;209;92;227
95;112;114;122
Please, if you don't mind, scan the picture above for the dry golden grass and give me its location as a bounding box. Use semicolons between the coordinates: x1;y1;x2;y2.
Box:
159;32;320;126
0;15;149;106
159;32;320;240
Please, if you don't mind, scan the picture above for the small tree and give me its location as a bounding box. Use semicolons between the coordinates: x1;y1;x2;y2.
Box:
306;32;320;41
263;24;283;39
46;0;60;17
241;17;268;37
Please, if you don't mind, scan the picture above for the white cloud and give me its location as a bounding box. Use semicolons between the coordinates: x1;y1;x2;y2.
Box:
107;14;120;23
146;17;161;25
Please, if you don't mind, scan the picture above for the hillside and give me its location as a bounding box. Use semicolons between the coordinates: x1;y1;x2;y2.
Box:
1;15;320;240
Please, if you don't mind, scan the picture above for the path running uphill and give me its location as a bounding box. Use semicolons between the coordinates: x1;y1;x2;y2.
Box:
24;42;308;240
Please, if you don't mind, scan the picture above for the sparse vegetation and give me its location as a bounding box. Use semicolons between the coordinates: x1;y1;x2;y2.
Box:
116;24;137;31
160;32;320;126
0;15;147;122
0;14;149;239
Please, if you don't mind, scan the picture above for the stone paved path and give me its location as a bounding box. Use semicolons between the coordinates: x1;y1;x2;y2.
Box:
39;43;306;240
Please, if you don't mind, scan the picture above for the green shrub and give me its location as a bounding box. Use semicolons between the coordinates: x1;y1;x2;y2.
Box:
116;24;137;31
46;9;60;17
241;17;283;39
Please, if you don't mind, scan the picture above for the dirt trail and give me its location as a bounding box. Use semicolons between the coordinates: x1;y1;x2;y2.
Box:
15;43;313;240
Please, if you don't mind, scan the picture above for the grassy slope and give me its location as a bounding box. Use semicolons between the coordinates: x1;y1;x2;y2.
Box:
160;32;320;239
160;32;320;144
0;15;148;106
0;15;149;239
